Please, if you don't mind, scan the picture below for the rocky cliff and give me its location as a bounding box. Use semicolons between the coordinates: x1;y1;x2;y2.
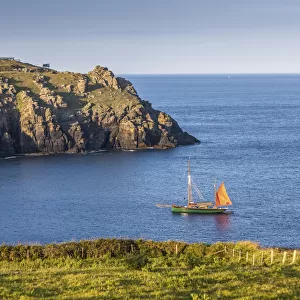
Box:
0;60;199;157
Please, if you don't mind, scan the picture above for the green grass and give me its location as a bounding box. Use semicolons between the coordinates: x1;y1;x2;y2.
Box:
0;60;139;115
0;59;40;71
1;73;40;95
0;59;146;127
0;257;299;299
0;240;299;299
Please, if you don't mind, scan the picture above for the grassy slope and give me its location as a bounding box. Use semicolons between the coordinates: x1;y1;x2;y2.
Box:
0;257;299;299
0;60;140;115
0;239;300;299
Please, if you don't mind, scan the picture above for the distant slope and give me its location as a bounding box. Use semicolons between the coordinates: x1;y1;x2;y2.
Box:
0;59;199;157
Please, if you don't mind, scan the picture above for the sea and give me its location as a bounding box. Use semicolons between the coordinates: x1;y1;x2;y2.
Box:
0;74;300;248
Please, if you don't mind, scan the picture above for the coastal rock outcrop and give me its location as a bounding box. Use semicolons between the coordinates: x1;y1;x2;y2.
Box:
0;59;199;157
88;66;120;90
77;78;87;94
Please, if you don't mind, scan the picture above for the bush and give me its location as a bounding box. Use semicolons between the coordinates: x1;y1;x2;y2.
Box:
124;253;149;270
179;254;203;268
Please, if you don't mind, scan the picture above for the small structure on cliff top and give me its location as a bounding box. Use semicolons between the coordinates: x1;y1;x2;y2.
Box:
43;63;50;69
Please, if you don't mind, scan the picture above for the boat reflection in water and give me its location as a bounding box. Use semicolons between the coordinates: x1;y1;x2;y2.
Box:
214;214;231;231
178;212;232;232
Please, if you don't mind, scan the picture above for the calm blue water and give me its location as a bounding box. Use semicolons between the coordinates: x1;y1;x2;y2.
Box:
1;74;300;247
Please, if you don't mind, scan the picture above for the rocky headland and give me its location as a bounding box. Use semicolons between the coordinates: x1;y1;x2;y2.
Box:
0;59;199;157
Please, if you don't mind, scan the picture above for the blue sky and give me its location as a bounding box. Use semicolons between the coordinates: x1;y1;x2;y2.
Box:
1;0;300;74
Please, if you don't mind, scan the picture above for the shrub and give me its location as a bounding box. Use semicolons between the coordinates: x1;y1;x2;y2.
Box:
124;253;149;270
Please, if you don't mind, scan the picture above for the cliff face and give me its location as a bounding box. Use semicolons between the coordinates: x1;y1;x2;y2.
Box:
0;60;199;157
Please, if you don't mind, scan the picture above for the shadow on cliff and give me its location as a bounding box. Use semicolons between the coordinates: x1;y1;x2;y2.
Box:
0;109;38;157
86;83;103;93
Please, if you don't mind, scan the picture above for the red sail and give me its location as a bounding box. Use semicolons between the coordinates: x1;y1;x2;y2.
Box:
215;182;232;206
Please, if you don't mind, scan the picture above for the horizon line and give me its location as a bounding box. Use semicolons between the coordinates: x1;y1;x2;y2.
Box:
118;72;300;76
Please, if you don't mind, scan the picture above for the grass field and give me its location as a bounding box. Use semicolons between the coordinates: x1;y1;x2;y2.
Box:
0;240;300;299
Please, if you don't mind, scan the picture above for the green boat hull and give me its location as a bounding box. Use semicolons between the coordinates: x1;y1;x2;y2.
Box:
171;206;227;214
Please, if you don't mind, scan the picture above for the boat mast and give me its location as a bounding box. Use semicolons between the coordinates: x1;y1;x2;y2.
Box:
214;179;217;207
187;159;193;205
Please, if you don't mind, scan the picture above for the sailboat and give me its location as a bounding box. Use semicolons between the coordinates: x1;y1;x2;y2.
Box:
171;160;232;214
